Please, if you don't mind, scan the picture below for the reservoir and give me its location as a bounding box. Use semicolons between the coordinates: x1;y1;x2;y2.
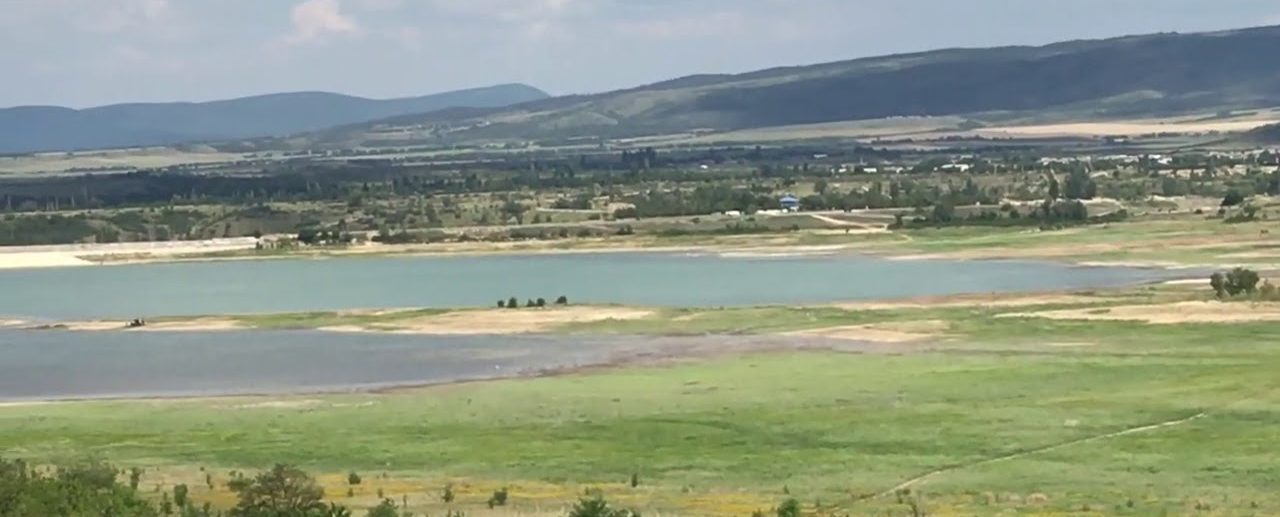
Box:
0;252;1176;320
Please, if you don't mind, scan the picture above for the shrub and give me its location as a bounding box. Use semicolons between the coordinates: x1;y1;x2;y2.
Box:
128;467;143;490
568;496;640;517
1260;281;1279;301
1222;190;1246;207
442;484;455;503
173;484;189;508
348;472;362;485
367;499;401;517
488;487;509;508
776;498;802;517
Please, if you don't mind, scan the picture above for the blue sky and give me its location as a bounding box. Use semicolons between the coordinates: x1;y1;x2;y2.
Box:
4;0;1279;108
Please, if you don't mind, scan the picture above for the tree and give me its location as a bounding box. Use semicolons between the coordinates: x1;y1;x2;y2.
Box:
1063;170;1097;200
347;472;362;486
814;180;829;195
0;459;159;517
227;464;332;517
536;298;547;308
441;484;455;503
1212;268;1261;298
497;300;506;309
507;297;520;310
930;199;955;223
1222;189;1246;207
1210;272;1227;299
1047;174;1060;200
555;296;569;306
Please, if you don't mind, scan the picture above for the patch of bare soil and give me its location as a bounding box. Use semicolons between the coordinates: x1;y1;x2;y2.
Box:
370;307;655;335
25;317;243;332
1001;301;1280;324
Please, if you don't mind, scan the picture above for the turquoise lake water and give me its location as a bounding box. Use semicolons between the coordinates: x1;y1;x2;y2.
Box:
0;252;1178;320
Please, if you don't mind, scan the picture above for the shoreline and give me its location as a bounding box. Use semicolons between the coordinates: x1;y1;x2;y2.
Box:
0;334;874;405
0;236;1214;272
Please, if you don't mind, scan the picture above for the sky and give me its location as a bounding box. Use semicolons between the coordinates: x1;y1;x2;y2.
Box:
3;0;1280;109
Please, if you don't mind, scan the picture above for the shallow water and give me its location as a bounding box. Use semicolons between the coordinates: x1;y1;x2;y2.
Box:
0;331;837;401
0;252;1176;320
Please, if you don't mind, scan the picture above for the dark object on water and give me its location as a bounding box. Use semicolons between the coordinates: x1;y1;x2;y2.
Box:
126;319;147;328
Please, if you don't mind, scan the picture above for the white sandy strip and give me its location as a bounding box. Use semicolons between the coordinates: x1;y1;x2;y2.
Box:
0;238;259;270
0;252;93;269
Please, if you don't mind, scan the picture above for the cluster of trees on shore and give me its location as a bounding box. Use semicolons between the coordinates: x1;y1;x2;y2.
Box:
497;296;569;309
1210;267;1277;301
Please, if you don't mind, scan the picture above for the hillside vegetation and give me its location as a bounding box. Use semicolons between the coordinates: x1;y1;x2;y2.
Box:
0;84;548;154
345;25;1280;144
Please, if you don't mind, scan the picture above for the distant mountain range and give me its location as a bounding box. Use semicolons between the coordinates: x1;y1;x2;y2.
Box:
11;25;1280;154
0;84;548;154
333;25;1280;144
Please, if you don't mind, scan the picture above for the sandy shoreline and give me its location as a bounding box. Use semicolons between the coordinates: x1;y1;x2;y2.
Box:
0;238;260;270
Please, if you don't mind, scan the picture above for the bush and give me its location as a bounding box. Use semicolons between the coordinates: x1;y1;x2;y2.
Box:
1222;190;1246;207
442;484;455;503
776;498;802;517
488;487;509;508
367;499;401;517
348;471;362;485
173;484;189;508
568;496;640;517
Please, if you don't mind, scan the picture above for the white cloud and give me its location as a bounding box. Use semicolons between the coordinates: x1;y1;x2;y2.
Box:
284;0;360;45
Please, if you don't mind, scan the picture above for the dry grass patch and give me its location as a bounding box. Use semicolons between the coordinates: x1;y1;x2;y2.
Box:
791;319;950;344
1001;301;1280;324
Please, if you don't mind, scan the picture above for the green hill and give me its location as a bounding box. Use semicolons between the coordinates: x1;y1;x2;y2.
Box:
353;25;1280;143
0;84;549;154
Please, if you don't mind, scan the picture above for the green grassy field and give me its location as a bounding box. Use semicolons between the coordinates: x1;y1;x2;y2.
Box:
4;292;1280;516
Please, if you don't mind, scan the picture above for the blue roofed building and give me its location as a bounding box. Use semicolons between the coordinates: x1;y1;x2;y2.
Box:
779;195;801;212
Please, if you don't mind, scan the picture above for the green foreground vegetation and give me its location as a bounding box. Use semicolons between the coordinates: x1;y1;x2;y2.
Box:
6;281;1280;516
